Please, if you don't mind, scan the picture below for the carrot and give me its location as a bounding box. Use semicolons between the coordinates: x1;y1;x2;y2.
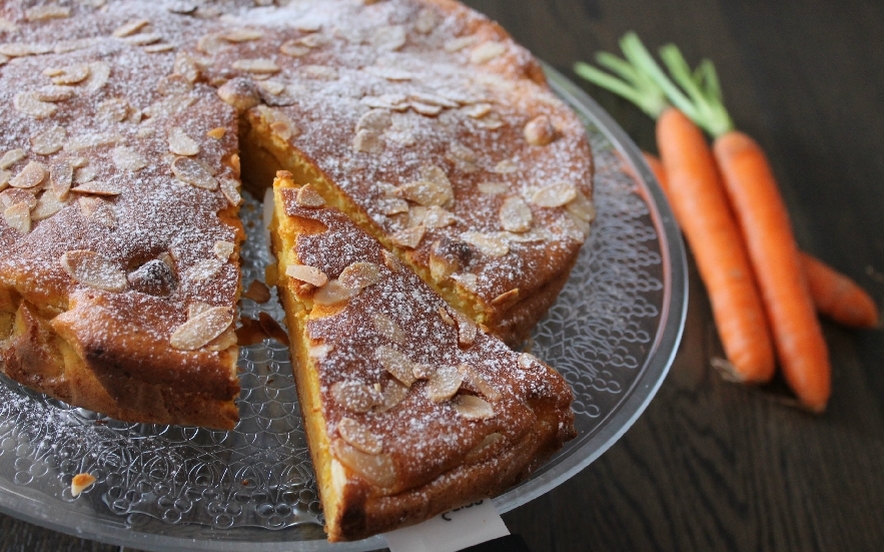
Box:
647;151;878;330
713;133;830;412
657;109;775;383
801;251;879;329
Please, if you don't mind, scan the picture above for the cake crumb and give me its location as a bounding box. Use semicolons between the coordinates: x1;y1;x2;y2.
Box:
71;473;96;497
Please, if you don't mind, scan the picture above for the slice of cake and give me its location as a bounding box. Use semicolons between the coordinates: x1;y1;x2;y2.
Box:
270;172;576;541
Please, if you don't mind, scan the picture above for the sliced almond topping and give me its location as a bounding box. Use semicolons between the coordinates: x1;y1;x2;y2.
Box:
143;43;174;53
470;41;507;64
14;91;57;118
499;196;532;233
518;352;539;371
44;63;90;85
157;74;193;96
30;126;66;155
477;181;508;196
313;279;356;305
492;159;519;174
352;129;384;153
96;98;130;123
438;306;455;326
112;19;150;38
123;32;162;46
258;79;286;96
70;473;96;497
491;288;519;307
280;39;311;58
331;439;397;489
220;177;242;206
81;62;111;94
169;306;235;350
171;157;218;190
356;109;392;133
77;197;116;228
448;307;478;347
10;161;46;190
414;8;440;34
73;164;96;185
410;101;442;116
331;381;382;413
453;394;495;420
0;170;10;191
338;261;381;290
1;189;37;210
374;378;409;412
213;240;235;260
460;231;509;258
371;312;406;345
410;205;455;229
49;161;73;199
222;28;263;43
64;132;123;152
395;179;452;207
390;225;426;249
375;345;417;387
337;417;383;455
232;58;280;74
0;149;26;170
188;301;212;319
111;146;147;172
444;35;479;53
371;25;407;51
70;182;121;196
295;184;325;207
285;264;328;287
3;202;31;234
382;249;402;272
524;115;557;146
168;127;200;156
379;198;409;215
185;258;222;282
206;127;226;140
531;182;577;208
566;190;596;223
426;364;463;403
457;364;502;401
31;189;66;221
173;52;200;83
465;102;492;119
25;5;71;21
464;432;505;464
60;250;127;292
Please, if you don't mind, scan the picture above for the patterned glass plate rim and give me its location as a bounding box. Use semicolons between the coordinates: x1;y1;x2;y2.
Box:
0;64;688;552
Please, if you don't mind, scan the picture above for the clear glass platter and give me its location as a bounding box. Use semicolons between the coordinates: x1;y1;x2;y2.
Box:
0;65;688;551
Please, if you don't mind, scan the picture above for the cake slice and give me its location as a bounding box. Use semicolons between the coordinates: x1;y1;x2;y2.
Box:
270;172;576;541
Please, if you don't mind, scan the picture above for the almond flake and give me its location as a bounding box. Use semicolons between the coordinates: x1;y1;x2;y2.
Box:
232;58;280;74
390;225;426;249
168;127;200;156
444;35;479;52
464;432;505;464
81;62;111;94
14;91;57;118
531;182;577;208
31;189;66;221
207;127;226;139
331;439;397;488
285;264;328;287
295;184;325;207
524;115;556;146
375;345;417;387
112;19;150;38
414;8;439;34
53;38;99;54
492;159;519;174
410;102;442;116
60;250;127;292
64;132;123;152
70;182;121;196
331;381;382;413
491;288;519;307
566;190;596;223
338;261;381;290
379;198;409;215
0;170;10;191
171;157;218;190
30;126;66;155
477;182;508;195
169;306;234;350
0;43;50;57
44;63;90;85
123;32;162;46
453;394;495;420
3;202;31;233
0;149;27;170
10;161;46;189
352;129;384;153
157;74;193;96
465;103;492;119
279;39;310;58
37;86;74;103
77;196;116;228
371;25;407;51
144;43;174;53
470;41;507;64
111;146;147;172
258;79;286;96
70;473;96;497
499;196;532;233
73;165;96;184
222;28;263;43
457;364;501;401
460;231;509;258
410;205;455;229
356;109;392;133
313;279;356;305
220;177;242;206
395;177;453;207
97;98;130;123
1;189;37;210
371;312;406;345
25;5;71;21
448;307;478;347
337;417;383;455
374;379;408;412
213;240;235;260
426;365;463;403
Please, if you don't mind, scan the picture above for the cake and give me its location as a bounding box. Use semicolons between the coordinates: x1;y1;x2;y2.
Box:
0;0;593;540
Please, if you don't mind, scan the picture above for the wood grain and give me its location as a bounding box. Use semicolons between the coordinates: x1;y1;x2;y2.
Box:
4;1;884;551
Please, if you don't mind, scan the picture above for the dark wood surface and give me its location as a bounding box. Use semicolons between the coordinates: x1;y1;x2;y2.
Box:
3;1;884;551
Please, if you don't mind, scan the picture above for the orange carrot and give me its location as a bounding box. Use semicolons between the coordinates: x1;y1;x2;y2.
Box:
714;132;830;412
657;109;775;383
801;253;879;329
648;150;878;330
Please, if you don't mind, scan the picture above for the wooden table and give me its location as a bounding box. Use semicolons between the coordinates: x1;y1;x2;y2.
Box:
4;0;884;550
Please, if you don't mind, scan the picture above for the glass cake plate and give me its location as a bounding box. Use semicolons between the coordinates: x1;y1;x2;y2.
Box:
0;66;688;551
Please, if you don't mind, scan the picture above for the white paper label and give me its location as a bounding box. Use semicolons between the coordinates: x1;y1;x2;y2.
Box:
383;499;510;552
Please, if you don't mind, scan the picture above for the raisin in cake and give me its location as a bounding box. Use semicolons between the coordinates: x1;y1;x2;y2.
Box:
271;172;576;541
